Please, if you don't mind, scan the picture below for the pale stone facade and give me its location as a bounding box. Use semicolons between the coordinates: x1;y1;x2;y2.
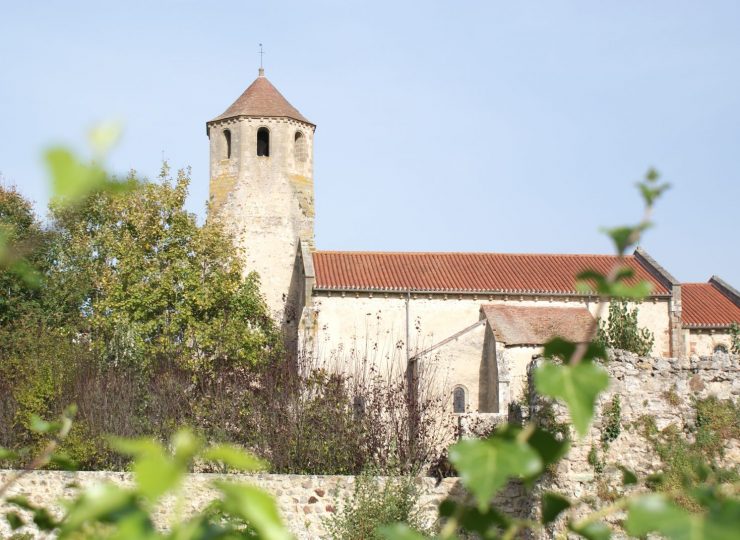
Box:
302;293;673;414
208;71;738;416
207;72;315;331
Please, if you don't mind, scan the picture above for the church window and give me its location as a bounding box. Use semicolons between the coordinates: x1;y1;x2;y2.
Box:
294;131;307;162
714;344;728;354
452;386;467;414
223;129;232;159
257;127;270;157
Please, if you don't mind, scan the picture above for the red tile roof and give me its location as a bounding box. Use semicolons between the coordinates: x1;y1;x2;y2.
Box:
209;71;312;125
312;251;670;296
481;305;595;345
681;282;740;328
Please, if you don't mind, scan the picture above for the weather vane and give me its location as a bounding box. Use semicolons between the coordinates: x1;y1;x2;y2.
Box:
258;43;265;69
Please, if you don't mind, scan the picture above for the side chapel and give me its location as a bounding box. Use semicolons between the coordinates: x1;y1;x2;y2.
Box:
206;69;740;414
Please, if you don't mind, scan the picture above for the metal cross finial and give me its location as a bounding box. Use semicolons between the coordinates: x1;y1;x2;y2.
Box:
258;43;265;69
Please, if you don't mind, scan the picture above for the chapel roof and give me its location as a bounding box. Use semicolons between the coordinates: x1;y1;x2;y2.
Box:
480;305;595;345
209;69;312;125
681;279;740;328
312;251;671;296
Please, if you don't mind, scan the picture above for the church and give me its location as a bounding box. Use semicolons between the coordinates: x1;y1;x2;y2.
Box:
206;69;740;414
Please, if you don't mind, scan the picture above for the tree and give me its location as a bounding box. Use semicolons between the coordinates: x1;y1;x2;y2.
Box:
0;186;52;324
47;164;280;372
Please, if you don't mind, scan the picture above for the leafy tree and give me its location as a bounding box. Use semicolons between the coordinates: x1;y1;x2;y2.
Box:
0;186;52;324
596;298;655;356
47;163;280;372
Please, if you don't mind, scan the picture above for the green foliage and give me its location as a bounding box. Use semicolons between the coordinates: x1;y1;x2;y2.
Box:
325;473;428;540
730;322;740;354
587;445;604;474
639;397;740;510
2;416;290;539
534;359;609;437
600;395;621;448
596;299;655;356
47;163;280;373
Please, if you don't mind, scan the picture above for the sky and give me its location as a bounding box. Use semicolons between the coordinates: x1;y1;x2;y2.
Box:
1;1;738;285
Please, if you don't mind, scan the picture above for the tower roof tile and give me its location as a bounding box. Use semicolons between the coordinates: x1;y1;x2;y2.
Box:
209;70;312;125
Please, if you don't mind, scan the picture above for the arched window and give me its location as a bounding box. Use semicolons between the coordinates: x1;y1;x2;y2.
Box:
294;131;307;162
714;344;728;354
257;127;270;157
223;129;232;159
453;386;467;414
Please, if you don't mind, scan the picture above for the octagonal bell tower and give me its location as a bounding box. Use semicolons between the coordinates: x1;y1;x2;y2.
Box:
207;68;315;326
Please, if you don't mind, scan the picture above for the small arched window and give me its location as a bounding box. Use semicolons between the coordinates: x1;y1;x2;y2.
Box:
453;386;466;414
714;344;728;354
257;127;270;157
294;131;307;162
223;129;232;159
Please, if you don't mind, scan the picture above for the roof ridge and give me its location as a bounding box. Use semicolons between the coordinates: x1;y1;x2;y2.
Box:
314;250;630;258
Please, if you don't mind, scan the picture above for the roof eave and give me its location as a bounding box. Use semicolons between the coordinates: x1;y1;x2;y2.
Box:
206;114;315;134
313;286;671;298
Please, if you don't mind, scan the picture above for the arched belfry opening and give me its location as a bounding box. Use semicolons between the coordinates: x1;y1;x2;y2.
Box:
257;127;270;157
294;131;307;162
223;129;232;159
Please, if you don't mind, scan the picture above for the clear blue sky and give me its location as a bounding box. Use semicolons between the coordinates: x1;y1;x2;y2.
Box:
1;1;738;285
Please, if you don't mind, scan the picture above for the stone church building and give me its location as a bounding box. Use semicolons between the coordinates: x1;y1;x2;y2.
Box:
206;69;740;414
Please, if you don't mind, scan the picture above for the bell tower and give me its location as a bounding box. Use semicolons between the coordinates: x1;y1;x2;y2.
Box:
207;68;315;326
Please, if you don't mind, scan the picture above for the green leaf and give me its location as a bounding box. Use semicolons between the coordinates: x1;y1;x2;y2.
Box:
0;447;19;461
379;523;429;539
30;415;59;434
601;224;651;256
45;146;132;207
89;121;123;157
534;360;609;437
527;427;570;471
6;511;24;530
202;444;267;472
448;435;542;509
618;465;638;486
61;483;146;532
439;499;510;534
543;338;607;364
32;507;58;531
109;437;183;501
542;492;571;525
49;452;78;471
216;482;292;540
569;520;611;540
171;428;201;465
625;494;694;539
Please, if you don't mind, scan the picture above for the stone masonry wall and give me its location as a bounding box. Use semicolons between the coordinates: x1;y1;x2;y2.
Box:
534;350;739;537
0;472;458;539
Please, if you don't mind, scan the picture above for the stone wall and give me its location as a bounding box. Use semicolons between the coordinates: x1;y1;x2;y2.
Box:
0;472;460;539
533;350;739;537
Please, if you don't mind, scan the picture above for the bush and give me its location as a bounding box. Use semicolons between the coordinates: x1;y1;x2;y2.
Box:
324;473;429;540
596;299;654;356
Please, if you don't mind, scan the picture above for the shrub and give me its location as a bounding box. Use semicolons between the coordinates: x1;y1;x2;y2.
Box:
324;473;429;540
596;299;654;356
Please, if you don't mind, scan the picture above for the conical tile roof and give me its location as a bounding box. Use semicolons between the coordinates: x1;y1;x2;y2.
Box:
209;69;312;125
